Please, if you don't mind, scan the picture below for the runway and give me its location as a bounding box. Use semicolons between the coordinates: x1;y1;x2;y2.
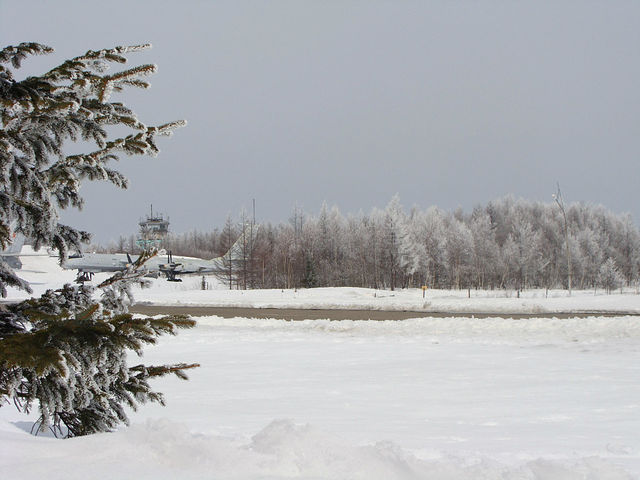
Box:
130;304;636;320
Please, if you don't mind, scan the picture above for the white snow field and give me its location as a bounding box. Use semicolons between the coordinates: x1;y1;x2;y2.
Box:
2;248;640;479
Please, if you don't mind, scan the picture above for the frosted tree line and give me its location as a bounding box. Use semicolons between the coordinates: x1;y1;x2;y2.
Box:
110;195;639;293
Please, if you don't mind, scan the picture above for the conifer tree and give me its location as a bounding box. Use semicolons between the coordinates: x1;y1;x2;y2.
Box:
303;255;318;288
0;42;196;437
598;258;624;294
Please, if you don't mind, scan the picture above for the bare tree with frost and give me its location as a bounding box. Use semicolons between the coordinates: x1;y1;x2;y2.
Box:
0;43;197;437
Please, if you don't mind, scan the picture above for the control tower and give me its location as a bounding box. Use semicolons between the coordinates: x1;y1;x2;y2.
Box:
136;205;169;250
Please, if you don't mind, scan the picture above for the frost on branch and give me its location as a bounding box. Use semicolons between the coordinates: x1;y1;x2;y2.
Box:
98;249;157;314
0;42;194;438
0;42;185;296
0;262;197;438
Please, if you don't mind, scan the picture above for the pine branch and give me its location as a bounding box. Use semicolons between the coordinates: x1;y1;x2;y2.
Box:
1;41;193;438
129;362;200;380
0;43;54;73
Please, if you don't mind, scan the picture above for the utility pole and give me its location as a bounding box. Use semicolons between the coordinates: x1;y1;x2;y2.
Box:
251;198;255;289
241;209;247;290
553;183;572;296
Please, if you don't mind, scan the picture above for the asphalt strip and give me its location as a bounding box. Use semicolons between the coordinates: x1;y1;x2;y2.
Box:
129;305;638;320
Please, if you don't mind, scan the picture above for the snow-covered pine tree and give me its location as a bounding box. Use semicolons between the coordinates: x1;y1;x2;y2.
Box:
598;258;624;295
0;43;197;437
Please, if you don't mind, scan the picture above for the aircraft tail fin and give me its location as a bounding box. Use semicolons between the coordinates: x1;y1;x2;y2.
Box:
0;233;26;269
216;223;258;263
0;233;25;256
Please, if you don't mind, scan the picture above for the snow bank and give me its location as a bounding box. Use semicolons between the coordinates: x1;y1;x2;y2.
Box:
0;418;634;480
195;314;640;347
133;281;640;314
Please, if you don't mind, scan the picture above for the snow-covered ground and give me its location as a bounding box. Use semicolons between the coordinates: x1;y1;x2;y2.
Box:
2;248;640;479
2;315;640;479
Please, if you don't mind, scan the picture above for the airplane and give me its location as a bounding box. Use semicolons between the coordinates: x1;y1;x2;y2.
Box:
63;224;257;283
0;233;52;270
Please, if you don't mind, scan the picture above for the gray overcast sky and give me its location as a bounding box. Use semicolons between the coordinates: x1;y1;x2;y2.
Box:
2;1;639;243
